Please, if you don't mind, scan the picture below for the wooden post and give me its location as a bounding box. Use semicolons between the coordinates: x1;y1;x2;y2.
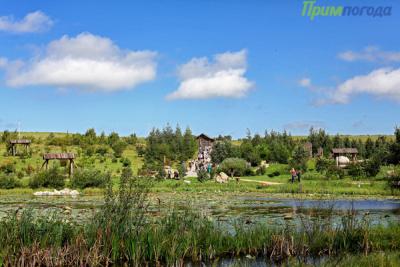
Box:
69;160;74;177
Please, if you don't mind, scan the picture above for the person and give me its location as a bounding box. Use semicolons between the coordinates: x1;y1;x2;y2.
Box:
290;168;297;183
296;170;301;182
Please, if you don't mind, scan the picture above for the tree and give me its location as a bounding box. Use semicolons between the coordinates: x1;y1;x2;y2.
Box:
219;158;247;178
108;132;120;146
365;137;374;159
181;127;197;161
363;156;381;177
289;145;308;171
84;128;97;145
389;127;400;164
111;140;127;158
211;140;235;164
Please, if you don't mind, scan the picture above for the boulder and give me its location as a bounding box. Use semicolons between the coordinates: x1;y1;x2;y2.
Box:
33;188;80;197
215;172;229;183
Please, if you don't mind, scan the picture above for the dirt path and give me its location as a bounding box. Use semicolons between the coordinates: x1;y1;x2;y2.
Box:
240;179;283;185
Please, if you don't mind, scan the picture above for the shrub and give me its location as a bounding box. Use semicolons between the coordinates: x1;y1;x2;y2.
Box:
0;174;21;189
177;162;186;179
243;167;255;176
71;169;110;189
256;165;267;175
347;162;364;178
219;158;247;177
268;171;281;177
96;146;109;156
111;140;127;158
326;165;345;179
29;166;65;189
120;157;131;167
197;169;209;182
363;157;381;177
0;162;16;174
316;158;335;174
25;164;35;175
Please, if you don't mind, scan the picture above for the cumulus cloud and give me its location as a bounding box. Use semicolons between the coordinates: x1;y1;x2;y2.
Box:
331;68;400;104
166;49;253;100
0;11;53;33
2;33;157;91
338;46;400;63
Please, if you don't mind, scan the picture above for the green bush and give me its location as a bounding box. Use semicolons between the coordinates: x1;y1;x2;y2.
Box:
347;162;364;178
219;158;247;177
363;157;381;177
120;157;131;167
268;170;281;177
111;140;127;158
0;162;16;174
256;165;267;175
29;166;65;189
0;174;21;189
71;169;110;189
197;169;209;182
316;158;335;174
96;146;109;156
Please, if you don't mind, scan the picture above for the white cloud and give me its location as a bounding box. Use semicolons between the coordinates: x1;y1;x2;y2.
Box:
0;11;53;33
167;49;253;100
2;33;157;91
0;57;7;68
338;46;400;63
298;78;311;88
331;68;400;104
284;121;325;131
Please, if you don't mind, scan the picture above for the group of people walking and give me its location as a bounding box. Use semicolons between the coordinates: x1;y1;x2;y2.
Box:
290;168;301;183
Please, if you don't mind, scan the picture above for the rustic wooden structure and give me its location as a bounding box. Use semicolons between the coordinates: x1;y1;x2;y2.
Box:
197;134;214;149
9;139;31;156
42;153;75;176
196;134;214;165
331;148;358;166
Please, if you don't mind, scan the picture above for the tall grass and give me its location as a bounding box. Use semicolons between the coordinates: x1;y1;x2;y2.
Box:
1;169;399;266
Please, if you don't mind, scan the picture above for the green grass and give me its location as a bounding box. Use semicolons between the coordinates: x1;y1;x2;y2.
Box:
0;132;399;198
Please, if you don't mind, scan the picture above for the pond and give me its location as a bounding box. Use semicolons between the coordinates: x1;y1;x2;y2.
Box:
0;193;399;227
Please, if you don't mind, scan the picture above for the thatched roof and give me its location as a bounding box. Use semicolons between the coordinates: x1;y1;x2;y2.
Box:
331;148;358;154
9;139;31;144
196;134;214;142
43;153;75;160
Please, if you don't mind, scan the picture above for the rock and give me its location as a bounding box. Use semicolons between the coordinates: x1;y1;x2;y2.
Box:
184;180;191;184
33;188;80;197
260;160;269;168
215;172;229;183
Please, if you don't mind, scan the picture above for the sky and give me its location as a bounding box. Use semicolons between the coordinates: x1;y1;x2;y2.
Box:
0;0;399;138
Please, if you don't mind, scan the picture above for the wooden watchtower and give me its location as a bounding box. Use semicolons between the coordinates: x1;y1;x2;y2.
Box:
9;139;31;156
42;153;75;176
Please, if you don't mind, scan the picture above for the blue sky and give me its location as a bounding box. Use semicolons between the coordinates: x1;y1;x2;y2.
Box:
0;0;399;137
